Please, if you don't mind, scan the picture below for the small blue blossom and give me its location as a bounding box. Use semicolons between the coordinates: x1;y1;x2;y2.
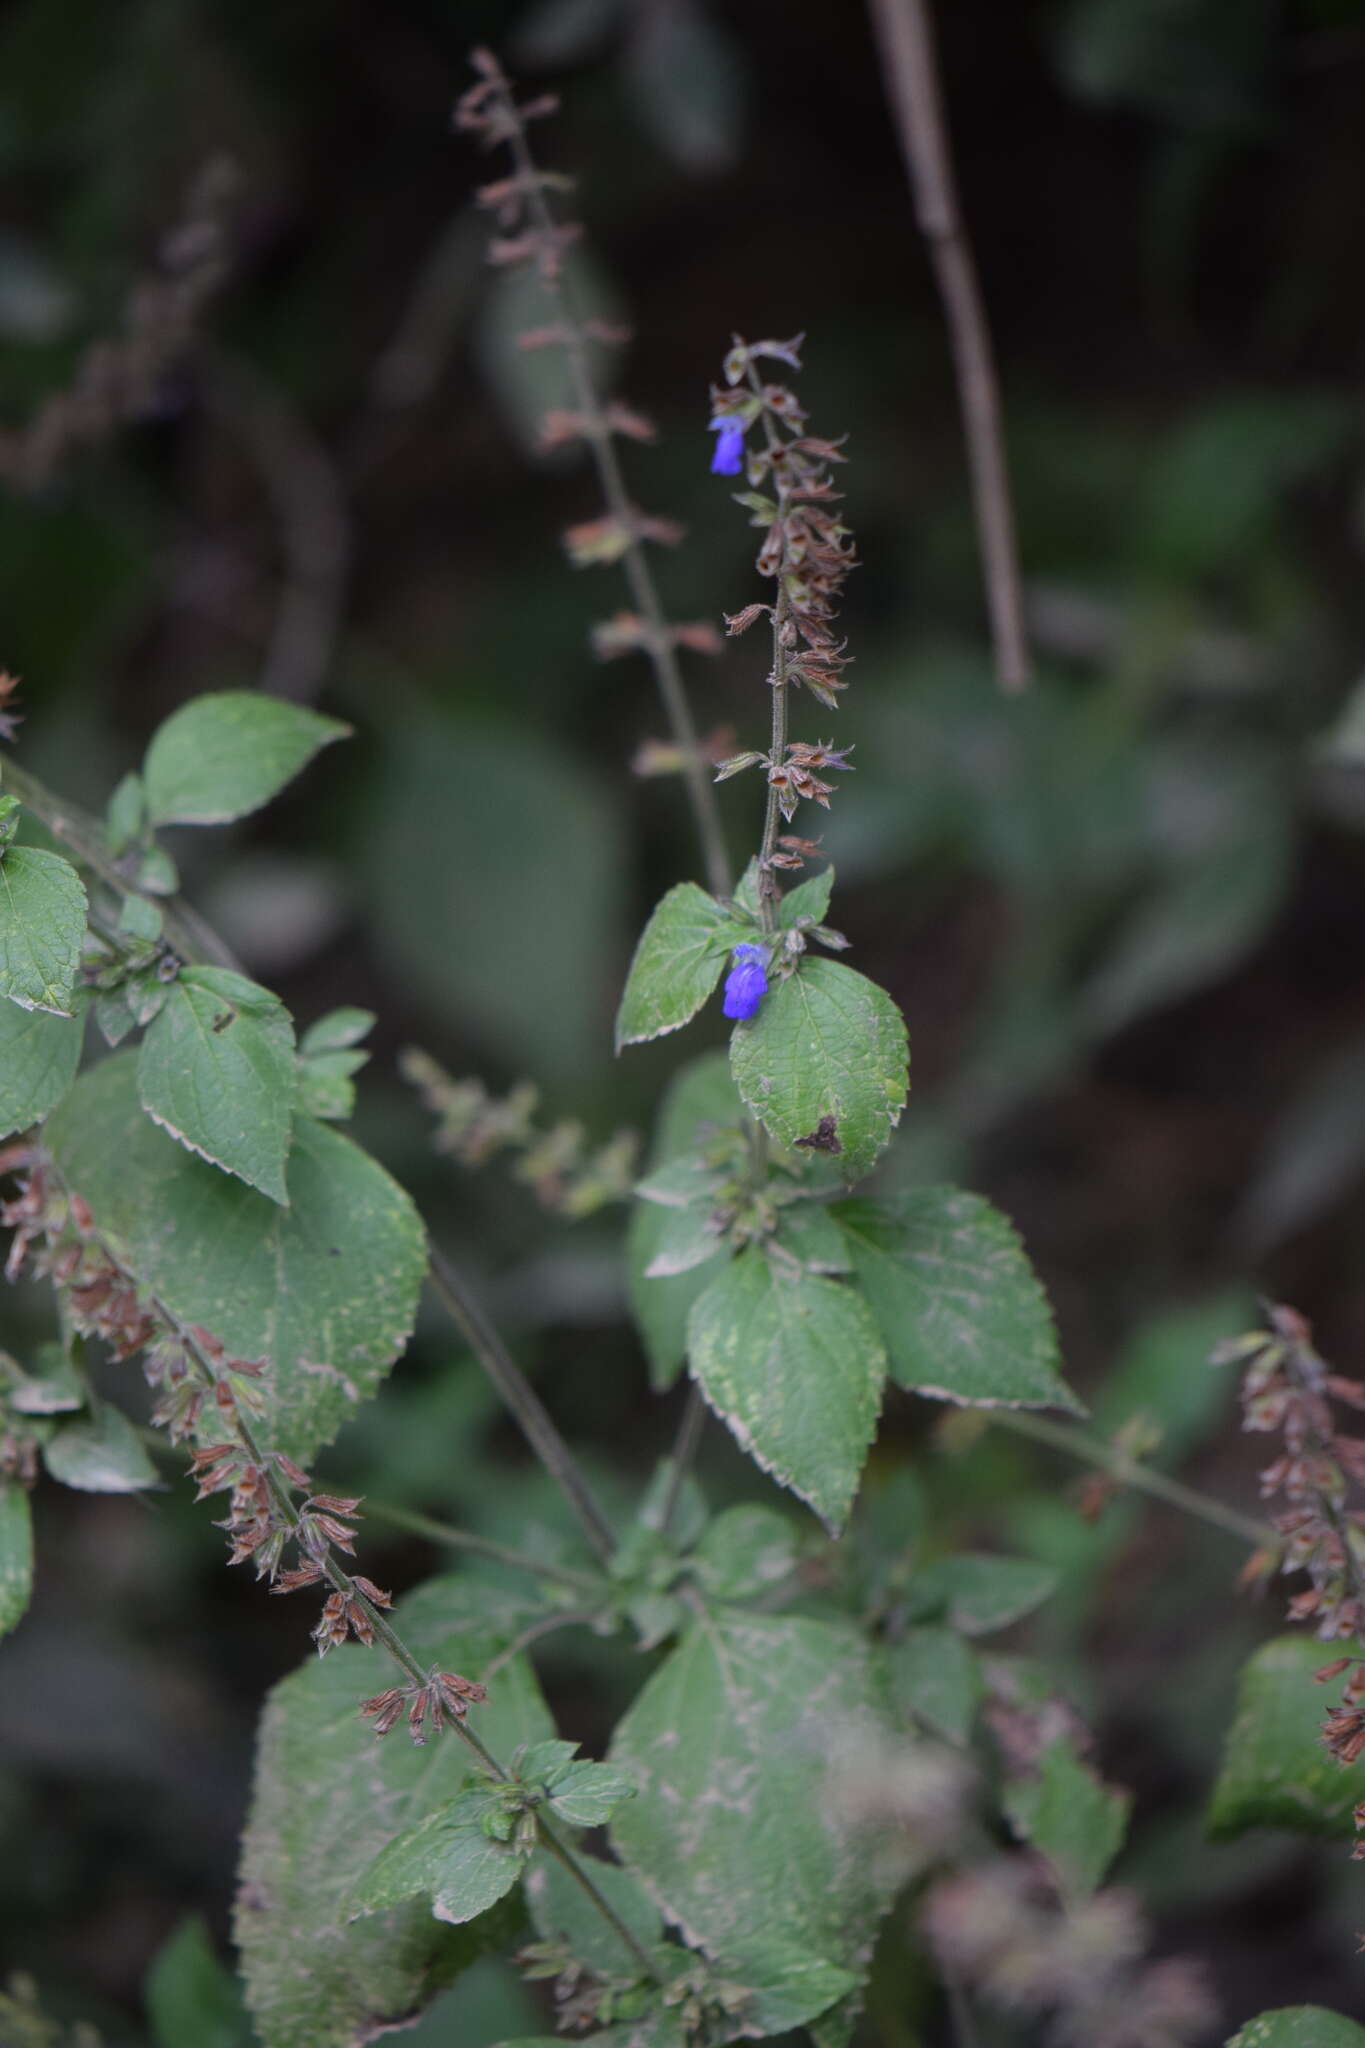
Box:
722;942;767;1020
709;416;746;476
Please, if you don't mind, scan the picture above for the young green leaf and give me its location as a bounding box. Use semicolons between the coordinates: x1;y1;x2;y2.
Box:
143;690;350;826
688;1504;799;1602
615;883;738;1048
144;1916;254;2048
836;1189;1081;1412
237;1579;553;2048
297;1047;368;1122
609;1612;900;2009
138;966;297;1203
642;1200;727;1279
729;959;907;1180
1002;1735;1131;1900
1226;2013;1365;2048
772;1201;850;1274
908;1553;1058;1636
885;1627;982;1746
686;1247;885;1534
300;1006;376;1054
1209;1636;1365;1841
105;770;146;856
0;845;87;1015
0;1484;33;1642
45;1054;425;1466
543;1759;637;1829
353;1788;530;1925
734;857;834;930
43;1403;159;1492
0;998;82;1139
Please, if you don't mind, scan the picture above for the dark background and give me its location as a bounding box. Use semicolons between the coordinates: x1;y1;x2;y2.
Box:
6;0;1365;2039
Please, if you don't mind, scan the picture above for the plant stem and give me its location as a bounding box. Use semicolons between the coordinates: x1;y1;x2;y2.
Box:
990;1409;1270;1548
2;757;240;970
658;1384;707;1533
426;1242;616;1567
363;1499;605;1591
535;1821;664;1983
491;70;730;901
745;366;794;936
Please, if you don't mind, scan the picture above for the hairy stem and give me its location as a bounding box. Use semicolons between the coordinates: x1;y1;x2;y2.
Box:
490;69;730;900
990;1409;1270;1548
426;1242;616;1566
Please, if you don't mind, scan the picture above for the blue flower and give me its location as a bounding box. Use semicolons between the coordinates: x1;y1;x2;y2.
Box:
709;416;746;476
722;942;767;1020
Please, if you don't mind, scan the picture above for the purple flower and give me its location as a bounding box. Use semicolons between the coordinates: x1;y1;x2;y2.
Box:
710;416;746;476
722;942;767;1020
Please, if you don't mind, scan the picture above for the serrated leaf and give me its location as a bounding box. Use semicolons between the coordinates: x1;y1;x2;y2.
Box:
1227;2013;1365;2048
0;845;86;1015
236;1579;553;2048
909;1553;1058;1636
734;1942;861;2036
354;1787;529;1924
686;1247;885;1533
642;1201;728;1278
525;1850;662;1981
735;858;834;928
1209;1636;1365;1840
772;1201;850;1274
0;1484;33;1640
1002;1736;1130;1899
609;1612;898;2001
43;1402;159;1492
729;959;907;1181
143;690;350;826
0;996;82;1138
835;1189;1080;1412
628;1054;747;1392
545;1760;637;1828
886;1628;982;1746
615;884;737;1048
145;1916;254;2048
689;1504;798;1602
45;1054;426;1466
138;966;297;1203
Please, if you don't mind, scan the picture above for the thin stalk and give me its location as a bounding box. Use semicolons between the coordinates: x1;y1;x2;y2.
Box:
657;1383;707;1533
535;1823;664;1983
426;1242;616;1567
363;1500;605;1592
746;364;794;935
477;1608;604;1687
493;76;730;901
991;1408;1270;1549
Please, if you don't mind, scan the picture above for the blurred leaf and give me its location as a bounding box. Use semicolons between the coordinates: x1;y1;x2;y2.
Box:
1237;1039;1365;1253
474;249;624;458
1057;0;1275;130
730;960;908;1182
0;996;82;1139
1002;1735;1131;1899
615;883;736;1049
837;1190;1079;1413
1209;1636;1365;1840
6;1342;82;1414
42;1402;158;1492
908;1553;1058;1637
366;713;623;1088
300;1007;375;1054
624;0;744;174
46;1054;425;1467
885;1627;982;1746
138;967;297;1203
1226;2013;1365;2048
525;1850;662;1980
0;845;86;1015
0;1483;33;1641
143;691;350;827
628;1053;746;1392
1089;1291;1250;1463
236;1578;552;2048
609;1612;897;2001
144;1917;253;2048
686;1248;886;1534
689;1504;799;1602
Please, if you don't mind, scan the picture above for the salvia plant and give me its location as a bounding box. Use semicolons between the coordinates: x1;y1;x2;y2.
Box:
3;41;1365;2048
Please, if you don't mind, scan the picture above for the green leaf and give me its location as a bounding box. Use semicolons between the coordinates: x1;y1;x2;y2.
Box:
145;1916;254;2048
1226;2013;1365;2048
143;690;350;826
0;845;87;1015
6;1342;83;1413
686;1247;886;1533
729;959;907;1181
297;1047;368;1121
0;997;82;1138
908;1553;1058;1636
689;1504;799;1602
1209;1636;1365;1841
735;858;833;928
731;1942;860;2037
236;1578;553;2048
772;1201;850;1274
1002;1736;1130;1899
43;1402;159;1492
137;966;297;1203
609;1612;899;2001
628;1054;747;1392
641;1200;727;1279
525;1850;662;1981
354;1787;530;1925
118;891;162;943
885;1627;982;1746
105;770;145;855
615;883;737;1049
835;1190;1080;1412
0;1483;33;1640
45;1054;426;1466
544;1760;637;1828
300;1007;375;1055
